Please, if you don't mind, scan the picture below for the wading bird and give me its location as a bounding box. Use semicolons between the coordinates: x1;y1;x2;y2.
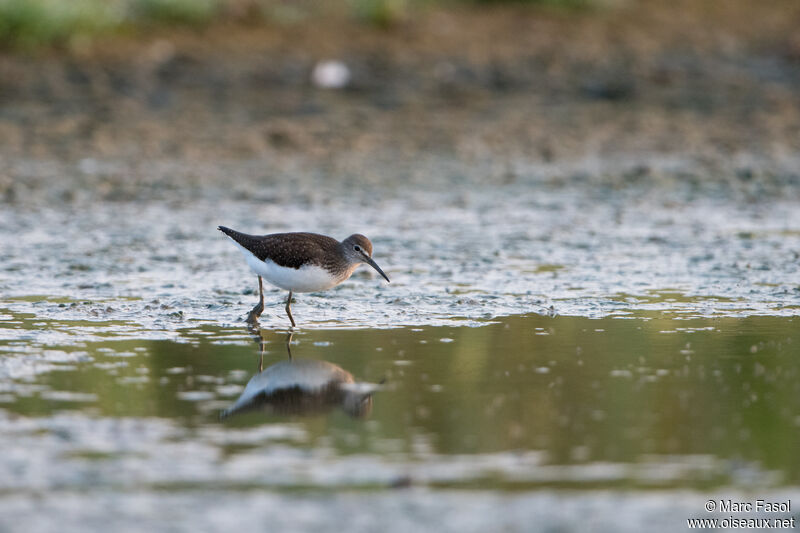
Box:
219;226;390;326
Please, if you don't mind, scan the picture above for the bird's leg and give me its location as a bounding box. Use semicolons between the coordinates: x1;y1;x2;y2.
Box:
258;332;266;372
245;317;267;372
246;276;265;324
285;331;294;360
285;290;297;329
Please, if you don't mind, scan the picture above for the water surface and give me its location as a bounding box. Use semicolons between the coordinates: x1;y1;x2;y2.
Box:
2;307;798;491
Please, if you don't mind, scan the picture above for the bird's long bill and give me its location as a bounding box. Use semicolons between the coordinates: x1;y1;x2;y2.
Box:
364;256;390;283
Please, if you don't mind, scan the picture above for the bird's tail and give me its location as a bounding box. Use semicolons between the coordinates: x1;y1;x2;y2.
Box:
218;225;243;241
218;225;260;251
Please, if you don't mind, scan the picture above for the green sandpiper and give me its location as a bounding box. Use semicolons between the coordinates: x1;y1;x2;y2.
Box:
219;226;390;326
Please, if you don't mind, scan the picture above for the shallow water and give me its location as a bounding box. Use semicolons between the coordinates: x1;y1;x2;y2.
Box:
1;303;799;530
2;173;800;530
2;179;799;331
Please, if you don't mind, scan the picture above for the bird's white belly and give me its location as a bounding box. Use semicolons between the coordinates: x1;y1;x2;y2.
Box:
233;242;339;293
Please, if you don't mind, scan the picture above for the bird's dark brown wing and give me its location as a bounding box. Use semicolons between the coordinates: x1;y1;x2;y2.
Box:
218;227;341;270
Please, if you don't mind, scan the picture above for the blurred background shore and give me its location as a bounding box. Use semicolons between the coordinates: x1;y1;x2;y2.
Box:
1;0;799;205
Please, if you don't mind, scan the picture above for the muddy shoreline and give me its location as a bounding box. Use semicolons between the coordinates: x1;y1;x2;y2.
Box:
1;0;800;206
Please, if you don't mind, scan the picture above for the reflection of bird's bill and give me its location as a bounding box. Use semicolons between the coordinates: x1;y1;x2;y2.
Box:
364;256;390;283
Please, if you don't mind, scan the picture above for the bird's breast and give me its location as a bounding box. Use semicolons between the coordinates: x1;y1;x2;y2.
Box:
260;260;341;293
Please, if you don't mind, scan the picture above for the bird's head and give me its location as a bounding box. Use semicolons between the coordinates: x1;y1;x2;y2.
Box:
342;234;390;283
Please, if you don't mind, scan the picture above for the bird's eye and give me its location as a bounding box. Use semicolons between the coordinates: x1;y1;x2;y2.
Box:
354;245;361;252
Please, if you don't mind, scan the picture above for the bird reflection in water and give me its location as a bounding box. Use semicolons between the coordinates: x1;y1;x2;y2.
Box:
220;327;379;420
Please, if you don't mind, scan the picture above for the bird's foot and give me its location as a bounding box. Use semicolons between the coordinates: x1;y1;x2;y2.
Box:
246;301;265;325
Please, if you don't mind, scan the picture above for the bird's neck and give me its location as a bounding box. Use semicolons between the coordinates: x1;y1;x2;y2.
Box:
336;263;360;282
